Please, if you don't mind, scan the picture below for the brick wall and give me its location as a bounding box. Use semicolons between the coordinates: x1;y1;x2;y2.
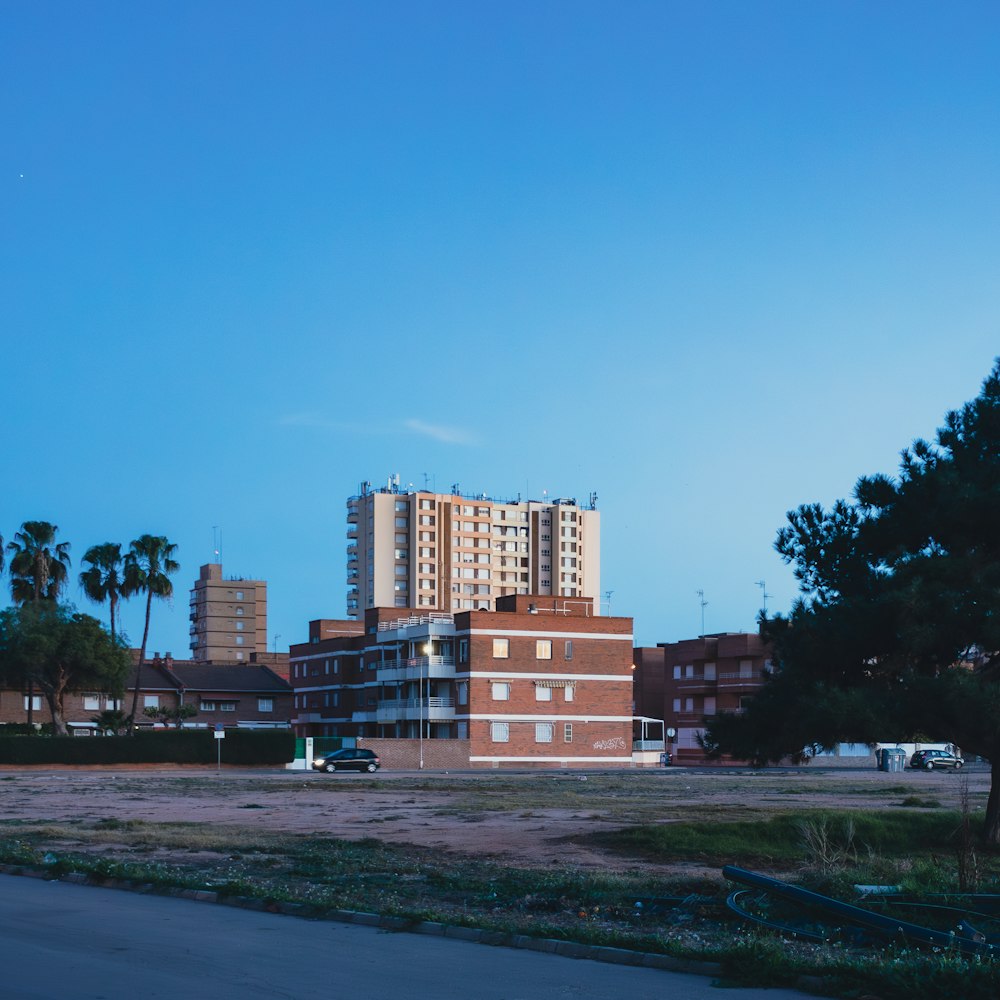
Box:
359;738;471;770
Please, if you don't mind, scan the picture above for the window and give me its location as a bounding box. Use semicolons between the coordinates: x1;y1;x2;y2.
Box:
395;500;408;511
235;590;244;600
491;682;510;700
420;498;433;510
235;621;244;630
236;651;244;661
492;638;509;659
564;723;573;743
144;695;159;709
535;639;552;660
458;639;468;662
564;685;575;703
564;640;573;660
535;686;552;702
535;723;553;743
395;517;408;528
457;682;468;706
419;514;435;526
672;698;681;712
672;665;681;679
220;702;237;712
236;635;244;645
395;549;409;560
491;722;509;742
23;695;42;711
200;701;216;712
236;607;244;616
258;698;273;713
83;693;100;711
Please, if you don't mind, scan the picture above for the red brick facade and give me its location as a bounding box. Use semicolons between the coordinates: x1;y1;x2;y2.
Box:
291;595;636;768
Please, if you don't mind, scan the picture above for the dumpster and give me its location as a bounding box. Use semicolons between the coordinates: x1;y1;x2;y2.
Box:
879;747;906;772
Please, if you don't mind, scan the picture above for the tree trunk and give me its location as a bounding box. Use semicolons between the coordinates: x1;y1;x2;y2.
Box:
986;761;1000;846
44;689;68;737
128;591;153;732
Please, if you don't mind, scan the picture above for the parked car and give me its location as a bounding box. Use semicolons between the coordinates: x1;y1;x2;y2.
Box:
909;749;964;771
312;748;380;773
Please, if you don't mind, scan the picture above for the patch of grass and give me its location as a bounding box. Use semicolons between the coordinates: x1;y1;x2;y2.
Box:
898;796;942;808
588;810;964;864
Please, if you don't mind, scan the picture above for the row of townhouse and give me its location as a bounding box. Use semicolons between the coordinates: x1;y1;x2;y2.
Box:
290;594;639;768
1;655;293;734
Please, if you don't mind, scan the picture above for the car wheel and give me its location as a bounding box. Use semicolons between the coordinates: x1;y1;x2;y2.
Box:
323;762;337;773
955;761;964;769
925;761;934;770
366;762;377;773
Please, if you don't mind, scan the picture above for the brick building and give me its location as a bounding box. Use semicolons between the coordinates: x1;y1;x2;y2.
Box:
0;656;292;733
189;562;269;662
290;594;636;768
633;632;772;763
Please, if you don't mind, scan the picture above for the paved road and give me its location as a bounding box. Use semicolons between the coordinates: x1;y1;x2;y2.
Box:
0;876;817;999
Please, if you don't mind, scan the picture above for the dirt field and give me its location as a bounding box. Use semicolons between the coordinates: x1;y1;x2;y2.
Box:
0;764;989;873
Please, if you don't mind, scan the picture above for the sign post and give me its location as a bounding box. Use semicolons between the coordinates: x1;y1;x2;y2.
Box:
214;724;225;772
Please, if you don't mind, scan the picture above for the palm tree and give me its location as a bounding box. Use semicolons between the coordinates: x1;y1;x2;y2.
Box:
7;521;71;604
123;535;179;725
79;543;126;645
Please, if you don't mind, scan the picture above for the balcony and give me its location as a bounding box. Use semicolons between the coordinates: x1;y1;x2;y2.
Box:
347;528;358;540
376;697;456;722
346;544;358;557
377;655;456;682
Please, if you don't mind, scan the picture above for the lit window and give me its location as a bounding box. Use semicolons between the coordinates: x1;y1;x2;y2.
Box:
83;694;100;711
491;722;509;742
535;640;552;660
200;701;216;712
23;695;42;711
492;638;509;659
535;723;553;743
144;695;159;709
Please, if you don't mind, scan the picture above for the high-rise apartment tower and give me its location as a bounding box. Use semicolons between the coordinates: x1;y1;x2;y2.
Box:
346;480;600;617
189;563;268;661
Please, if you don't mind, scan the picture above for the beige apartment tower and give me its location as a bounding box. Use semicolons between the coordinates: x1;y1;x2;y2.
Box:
189;563;268;661
346;481;600;617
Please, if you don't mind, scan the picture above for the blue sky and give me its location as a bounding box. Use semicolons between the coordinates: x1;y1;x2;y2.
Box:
3;1;998;653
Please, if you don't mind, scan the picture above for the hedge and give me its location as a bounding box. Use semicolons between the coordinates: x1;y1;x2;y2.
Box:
0;729;296;766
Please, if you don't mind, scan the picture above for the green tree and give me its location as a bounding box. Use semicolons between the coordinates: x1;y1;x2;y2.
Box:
7;521;71;603
704;359;1000;841
79;542;127;645
0;603;130;736
123;535;179;726
142;703;197;728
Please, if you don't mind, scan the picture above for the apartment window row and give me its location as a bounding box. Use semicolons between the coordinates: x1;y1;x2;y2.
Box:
491;681;575;703
492;638;574;660
490;721;573;744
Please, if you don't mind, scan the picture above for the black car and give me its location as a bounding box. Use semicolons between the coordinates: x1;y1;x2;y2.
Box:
909;749;964;771
312;748;380;773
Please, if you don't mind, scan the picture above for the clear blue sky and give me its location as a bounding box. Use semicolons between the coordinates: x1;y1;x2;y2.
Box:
3;1;998;653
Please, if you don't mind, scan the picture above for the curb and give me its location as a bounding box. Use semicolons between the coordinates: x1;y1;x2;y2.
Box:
0;861;723;978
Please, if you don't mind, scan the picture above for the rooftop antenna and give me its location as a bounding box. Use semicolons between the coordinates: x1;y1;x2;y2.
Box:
212;526;222;565
696;589;708;636
422;472;429;490
755;579;772;616
589;491;598;509
604;589;614;616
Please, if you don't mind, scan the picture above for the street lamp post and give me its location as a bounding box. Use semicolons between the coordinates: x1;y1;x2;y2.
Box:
420;641;432;769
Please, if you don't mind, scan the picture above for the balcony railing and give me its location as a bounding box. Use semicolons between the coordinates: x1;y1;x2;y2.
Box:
376;697;456;722
633;740;666;751
377;655;456;681
376;612;455;633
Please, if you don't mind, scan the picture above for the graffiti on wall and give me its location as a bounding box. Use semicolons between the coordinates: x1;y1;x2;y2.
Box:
592;736;626;751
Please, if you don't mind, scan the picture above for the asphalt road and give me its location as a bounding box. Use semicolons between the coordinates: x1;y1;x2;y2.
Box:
0;875;817;1000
